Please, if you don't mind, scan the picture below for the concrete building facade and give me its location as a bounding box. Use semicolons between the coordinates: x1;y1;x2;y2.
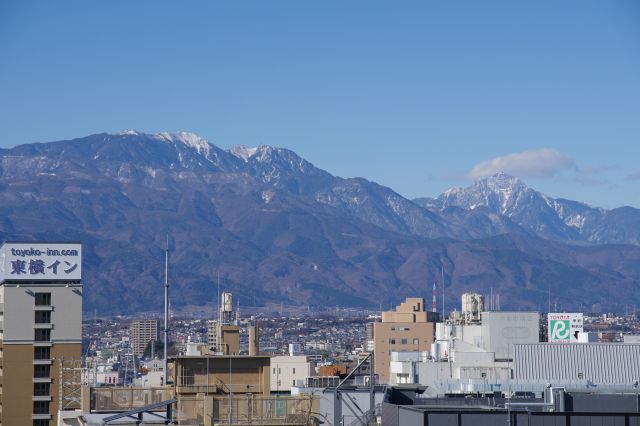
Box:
0;241;83;426
514;343;640;385
373;298;437;384
386;311;540;394
173;355;271;395
130;320;159;357
270;355;312;392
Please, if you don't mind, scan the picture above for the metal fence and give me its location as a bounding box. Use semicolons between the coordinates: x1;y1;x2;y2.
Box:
90;387;174;412
176;376;267;394
175;394;316;426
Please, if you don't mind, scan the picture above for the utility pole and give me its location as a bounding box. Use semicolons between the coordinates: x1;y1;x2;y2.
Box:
163;235;169;383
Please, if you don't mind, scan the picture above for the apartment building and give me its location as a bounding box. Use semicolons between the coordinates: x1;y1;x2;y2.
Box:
0;241;83;426
130;320;159;357
373;298;437;383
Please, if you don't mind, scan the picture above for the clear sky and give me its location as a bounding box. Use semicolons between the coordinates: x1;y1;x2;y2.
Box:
1;1;639;208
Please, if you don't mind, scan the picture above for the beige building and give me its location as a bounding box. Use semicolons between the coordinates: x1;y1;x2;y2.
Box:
207;292;241;355
173;355;271;395
0;242;83;426
130;319;159;357
373;298;437;383
216;325;240;355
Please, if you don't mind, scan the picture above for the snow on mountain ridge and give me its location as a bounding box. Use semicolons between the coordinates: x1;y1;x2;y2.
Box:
112;130;213;156
229;145;259;162
155;132;212;155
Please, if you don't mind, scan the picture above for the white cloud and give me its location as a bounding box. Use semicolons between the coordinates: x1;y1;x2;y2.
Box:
466;148;575;180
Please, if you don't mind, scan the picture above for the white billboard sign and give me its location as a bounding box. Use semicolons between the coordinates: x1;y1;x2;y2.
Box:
548;313;583;343
0;242;82;281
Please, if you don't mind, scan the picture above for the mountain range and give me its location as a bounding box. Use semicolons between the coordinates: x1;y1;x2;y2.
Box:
1;130;639;314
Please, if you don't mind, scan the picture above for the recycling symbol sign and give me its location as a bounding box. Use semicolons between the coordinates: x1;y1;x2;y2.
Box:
548;313;583;343
550;319;570;340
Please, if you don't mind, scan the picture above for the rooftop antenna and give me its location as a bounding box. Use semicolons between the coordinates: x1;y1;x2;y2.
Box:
163;235;169;382
490;288;493;311
217;271;220;322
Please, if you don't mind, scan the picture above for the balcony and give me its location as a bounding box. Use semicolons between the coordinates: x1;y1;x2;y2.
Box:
33;377;52;384
33;305;53;311
33;359;52;365
33;395;52;402
34;323;53;329
32;414;52;420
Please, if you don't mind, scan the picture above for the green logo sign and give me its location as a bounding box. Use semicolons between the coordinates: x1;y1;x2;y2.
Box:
550;319;570;341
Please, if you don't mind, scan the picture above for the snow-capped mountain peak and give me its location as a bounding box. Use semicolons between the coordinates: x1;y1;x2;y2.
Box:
423;172;616;241
438;173;529;214
117;129;141;136
479;172;524;191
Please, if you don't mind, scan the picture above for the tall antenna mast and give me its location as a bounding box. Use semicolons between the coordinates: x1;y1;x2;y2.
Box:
441;264;445;318
163;235;169;383
217;271;220;322
431;281;437;313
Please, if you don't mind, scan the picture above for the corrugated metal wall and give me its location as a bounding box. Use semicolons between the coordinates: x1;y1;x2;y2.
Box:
514;343;640;384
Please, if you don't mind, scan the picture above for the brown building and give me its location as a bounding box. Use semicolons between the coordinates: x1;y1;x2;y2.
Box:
318;364;349;378
373;298;437;383
0;242;83;426
130;319;159;357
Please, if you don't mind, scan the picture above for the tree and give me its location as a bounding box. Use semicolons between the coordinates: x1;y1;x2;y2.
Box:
143;340;164;359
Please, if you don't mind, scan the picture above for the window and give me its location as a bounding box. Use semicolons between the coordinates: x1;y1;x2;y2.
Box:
33;400;50;414
413;339;419;345
399;327;410;331
293;368;296;374
34;347;51;360
35;329;50;342
35;311;51;324
389;339;396;345
401;339;408;345
481;372;487;379
34;364;50;378
34;420;50;426
273;368;276;374
34;382;50;396
34;293;51;306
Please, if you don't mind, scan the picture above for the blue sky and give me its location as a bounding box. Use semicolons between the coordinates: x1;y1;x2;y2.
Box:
1;1;639;208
